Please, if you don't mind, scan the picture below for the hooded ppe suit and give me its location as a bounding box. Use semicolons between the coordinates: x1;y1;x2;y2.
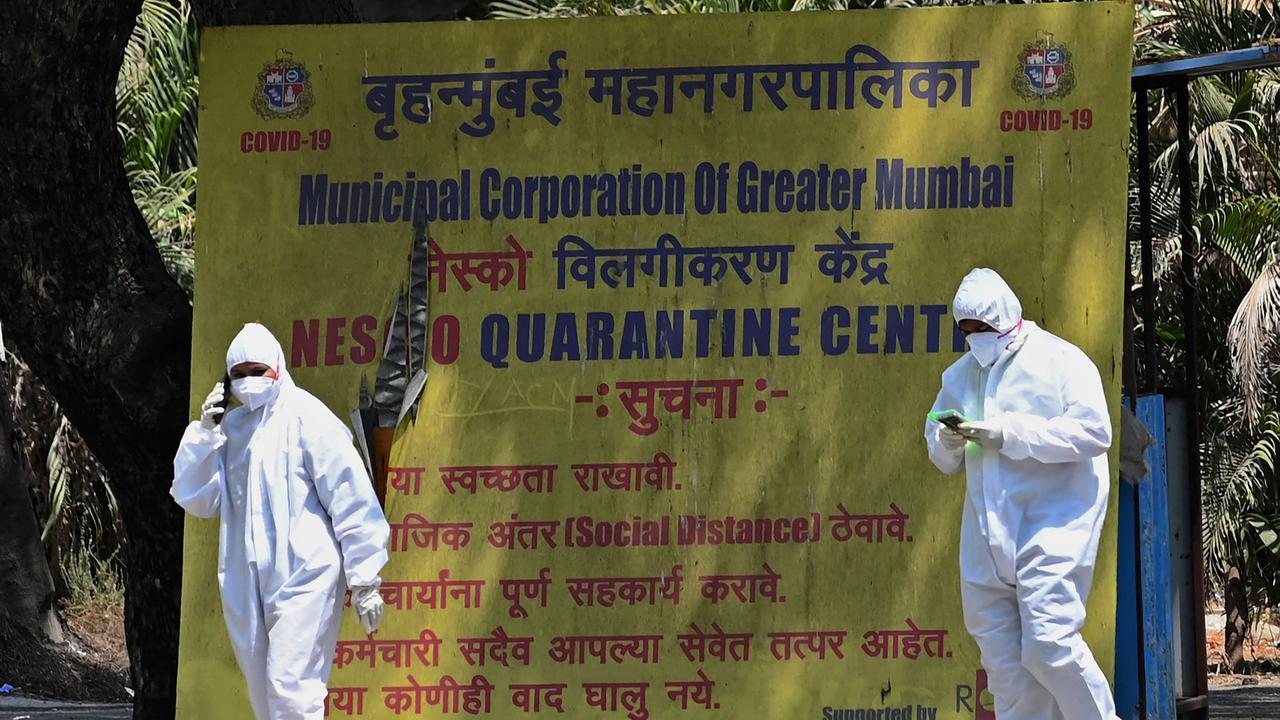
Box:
171;324;390;720
924;269;1117;720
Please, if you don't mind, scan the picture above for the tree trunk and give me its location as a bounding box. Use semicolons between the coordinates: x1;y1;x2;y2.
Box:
1224;564;1248;674
0;0;478;715
0;352;64;669
0;3;192;716
8;348;82;602
0;349;128;700
0;1;361;717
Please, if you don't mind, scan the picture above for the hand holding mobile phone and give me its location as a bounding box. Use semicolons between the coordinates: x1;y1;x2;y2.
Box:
214;374;230;425
927;409;968;429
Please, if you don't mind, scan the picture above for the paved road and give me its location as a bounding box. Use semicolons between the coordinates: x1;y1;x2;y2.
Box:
0;698;130;720
1210;685;1280;720
0;686;1276;719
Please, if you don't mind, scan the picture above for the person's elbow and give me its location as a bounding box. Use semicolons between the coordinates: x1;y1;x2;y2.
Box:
170;486;220;519
1065;398;1113;458
1076;418;1112;458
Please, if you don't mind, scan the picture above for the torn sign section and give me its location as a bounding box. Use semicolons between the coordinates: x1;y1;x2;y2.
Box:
350;208;430;502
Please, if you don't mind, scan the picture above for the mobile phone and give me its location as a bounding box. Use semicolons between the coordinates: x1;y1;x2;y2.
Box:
927;409;967;429
215;374;230;424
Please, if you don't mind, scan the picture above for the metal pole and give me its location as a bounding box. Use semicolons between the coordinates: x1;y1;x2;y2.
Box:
1175;78;1210;718
1130;85;1152;720
1137;88;1157;394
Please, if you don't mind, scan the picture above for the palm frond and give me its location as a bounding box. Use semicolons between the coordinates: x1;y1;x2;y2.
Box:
1202;409;1280;583
117;0;199;294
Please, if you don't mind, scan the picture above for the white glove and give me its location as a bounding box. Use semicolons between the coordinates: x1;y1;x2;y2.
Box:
958;420;1004;450
352;584;385;635
938;426;968;451
199;382;226;431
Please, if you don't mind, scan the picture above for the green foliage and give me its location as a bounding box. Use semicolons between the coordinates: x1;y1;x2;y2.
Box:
43;414;125;612
117;0;200;295
1132;0;1280;637
1244;511;1280;611
61;543;125;613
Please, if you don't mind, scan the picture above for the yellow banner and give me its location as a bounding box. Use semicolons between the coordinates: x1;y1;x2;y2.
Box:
183;5;1133;718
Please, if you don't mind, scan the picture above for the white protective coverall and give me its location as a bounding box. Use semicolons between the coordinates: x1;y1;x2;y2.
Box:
171;324;390;720
924;269;1117;720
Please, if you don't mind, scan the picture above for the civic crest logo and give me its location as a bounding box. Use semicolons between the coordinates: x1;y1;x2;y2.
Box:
252;51;314;120
1012;36;1075;101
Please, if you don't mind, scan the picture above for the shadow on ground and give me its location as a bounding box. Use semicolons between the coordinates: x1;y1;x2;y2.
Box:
1210;685;1280;720
0;697;131;720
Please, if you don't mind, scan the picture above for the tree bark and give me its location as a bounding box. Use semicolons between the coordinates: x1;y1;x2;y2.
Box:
1224;564;1248;674
0;352;64;667
1;0;479;715
0;3;193;716
0;1;362;717
0;348;128;700
194;0;358;26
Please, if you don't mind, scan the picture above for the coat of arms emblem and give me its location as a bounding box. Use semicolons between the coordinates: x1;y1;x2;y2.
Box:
252;52;314;120
1012;37;1076;101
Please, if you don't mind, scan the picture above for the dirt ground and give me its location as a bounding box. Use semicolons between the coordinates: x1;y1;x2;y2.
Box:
62;606;129;680
1206;608;1280;678
0;604;129;705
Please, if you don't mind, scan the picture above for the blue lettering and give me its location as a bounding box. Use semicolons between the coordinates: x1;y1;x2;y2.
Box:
720;309;736;358
691;309;716;358
886;305;914;353
921;304;947;352
742;308;770;357
479;168;501;220
620;311;650;360
586;312;614;360
857;305;880;354
516;314;545;363
550;313;580;361
655;310;684;358
299;174;326;225
778;307;801;356
480;314;509;369
821;306;851;355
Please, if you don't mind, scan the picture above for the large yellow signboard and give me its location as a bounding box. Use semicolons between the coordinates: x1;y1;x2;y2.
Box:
183;5;1133;718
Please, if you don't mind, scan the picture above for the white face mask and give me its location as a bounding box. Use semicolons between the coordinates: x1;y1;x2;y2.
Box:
966;332;1005;368
231;376;277;410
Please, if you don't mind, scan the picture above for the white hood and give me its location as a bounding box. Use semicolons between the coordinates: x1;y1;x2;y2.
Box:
952;268;1023;333
224;322;296;414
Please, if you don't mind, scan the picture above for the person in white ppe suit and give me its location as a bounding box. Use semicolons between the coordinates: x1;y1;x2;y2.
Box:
924;269;1117;720
171;323;391;720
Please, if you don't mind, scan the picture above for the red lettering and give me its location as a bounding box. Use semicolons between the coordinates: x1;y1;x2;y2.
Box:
998;109;1065;133
240;130;305;153
432;314;460;365
290;314;393;368
350;314;378;364
292;318;320;367
324;316;347;366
